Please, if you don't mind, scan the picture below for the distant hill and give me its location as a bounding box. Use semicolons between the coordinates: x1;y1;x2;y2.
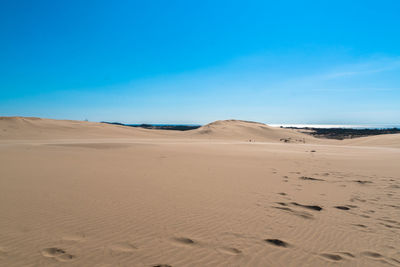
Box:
2;117;399;147
0;117;171;139
188;119;317;143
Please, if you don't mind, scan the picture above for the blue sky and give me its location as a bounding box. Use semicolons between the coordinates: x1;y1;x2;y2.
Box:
1;0;399;124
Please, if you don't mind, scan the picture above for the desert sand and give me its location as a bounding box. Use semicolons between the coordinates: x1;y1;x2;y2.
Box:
1;117;399;266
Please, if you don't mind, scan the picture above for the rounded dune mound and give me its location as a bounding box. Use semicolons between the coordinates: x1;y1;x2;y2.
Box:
343;133;400;148
0;116;175;140
189;119;317;143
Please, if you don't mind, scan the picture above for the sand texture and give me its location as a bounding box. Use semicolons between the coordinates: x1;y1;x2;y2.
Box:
1;117;400;266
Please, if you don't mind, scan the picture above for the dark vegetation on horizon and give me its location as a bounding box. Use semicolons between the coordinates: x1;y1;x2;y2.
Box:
284;127;400;140
101;121;201;131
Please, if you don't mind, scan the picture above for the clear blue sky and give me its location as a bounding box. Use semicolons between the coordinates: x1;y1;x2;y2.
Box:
1;0;399;124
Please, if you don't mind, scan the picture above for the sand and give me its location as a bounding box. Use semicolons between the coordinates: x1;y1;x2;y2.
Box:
0;117;399;266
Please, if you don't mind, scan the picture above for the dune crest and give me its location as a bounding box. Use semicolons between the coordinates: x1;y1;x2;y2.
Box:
344;133;400;148
2;117;399;147
0;116;173;140
191;119;315;143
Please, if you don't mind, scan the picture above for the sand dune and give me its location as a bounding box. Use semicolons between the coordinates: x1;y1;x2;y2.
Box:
2;117;399;148
0;117;174;140
344;133;400;148
189;120;322;144
0;117;315;144
1;117;400;266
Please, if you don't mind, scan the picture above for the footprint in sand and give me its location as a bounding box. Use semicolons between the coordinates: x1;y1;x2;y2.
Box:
299;176;325;181
264;239;289;248
362;251;383;258
380;223;400;229
172;237;196;246
274;205;314;219
320;253;342;261
335;206;350;210
217;247;242;255
41;247;75;262
354;224;367;228
354;180;373;185
153;265;172;267
291;202;323;211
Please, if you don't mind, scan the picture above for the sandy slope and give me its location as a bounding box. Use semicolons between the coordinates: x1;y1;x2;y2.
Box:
343;133;400;148
1;117;400;267
0;117;318;143
188;120;319;143
0;117;178;140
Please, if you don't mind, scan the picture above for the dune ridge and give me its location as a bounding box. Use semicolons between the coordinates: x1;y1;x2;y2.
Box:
1;117;318;144
2;117;399;147
190;119;318;143
0;116;174;140
343;133;400;148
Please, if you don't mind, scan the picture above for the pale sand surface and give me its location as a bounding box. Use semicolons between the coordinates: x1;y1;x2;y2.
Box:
1;117;400;266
